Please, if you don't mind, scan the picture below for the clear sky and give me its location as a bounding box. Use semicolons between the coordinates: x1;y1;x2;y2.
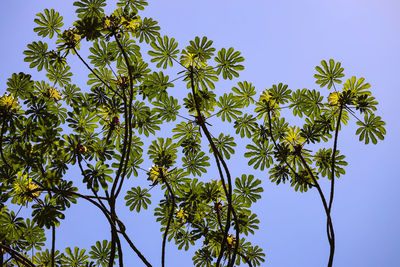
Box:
1;0;399;266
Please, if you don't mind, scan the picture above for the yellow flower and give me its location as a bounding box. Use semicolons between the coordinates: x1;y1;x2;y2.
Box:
28;183;41;198
284;126;305;148
328;92;340;107
180;51;206;68
61;28;81;48
12;173;41;204
176;208;188;223
148;165;168;184
0;93;20;112
122;17;141;31
227;234;236;246
46;87;62;101
104;18;111;28
259;89;272;103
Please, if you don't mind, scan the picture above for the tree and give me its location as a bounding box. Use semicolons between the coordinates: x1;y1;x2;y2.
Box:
0;0;385;267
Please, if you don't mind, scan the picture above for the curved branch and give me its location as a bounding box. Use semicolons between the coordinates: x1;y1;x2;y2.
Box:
188;67;239;267
162;180;176;267
111;34;133;200
0;243;35;267
73;47;123;99
0;118;11;168
328;105;343;212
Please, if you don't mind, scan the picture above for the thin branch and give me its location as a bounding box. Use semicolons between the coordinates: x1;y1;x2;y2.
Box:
188;66;239;267
73;47;123;99
0;243;35;267
0;118;11;168
162;180;175;267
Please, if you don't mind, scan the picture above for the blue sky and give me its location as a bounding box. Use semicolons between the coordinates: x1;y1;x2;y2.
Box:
1;0;399;266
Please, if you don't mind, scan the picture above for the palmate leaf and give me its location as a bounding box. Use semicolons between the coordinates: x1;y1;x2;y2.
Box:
114;32;142;60
216;93;243;122
314;148;348;178
232;81;256;107
23;218;46;251
343;76;372;95
6;72;34;100
186;36;216;62
141;71;174;101
234;212;260;236
34;9;64;39
74;15;103;41
234;174;263;205
215;47;245;80
125;186;151;212
32;195;65;229
172;121;201;145
0;209;25;241
147;137;178;168
245;140;274;171
193;248;213;267
182;151;210;177
183;66;219;90
117;0;148;12
67;108;99;134
268;83;292;105
289;88;308;118
133;105;161;137
33;249;63;266
23;41;49;71
135;17;160;43
148;36;180;69
87;67;115;89
88;40;117;68
82;162;113;192
314;59;344;89
234;114;258;138
356;113;386;144
62;247;89;266
152;95;180;122
89;240;114;267
209;133;236;160
242;244;265;267
303;89;324;117
46;65;73;87
73;0;106;19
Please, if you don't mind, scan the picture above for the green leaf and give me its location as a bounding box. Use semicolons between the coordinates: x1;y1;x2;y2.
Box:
148;36;180;69
23;41;49;71
89;240;115;267
6;72;34;100
88;40;117;68
125;186;151;212
268;83;292;105
234;114;258;138
152;96;180;122
245;140;274;171
73;0;106;19
62;247;89;266
182;151;210;176
356;113;386;144
147;137;178;168
209;133;236;160
34;9;64;39
234;174;263;205
215;47;245;80
117;0;148;12
135;17;161;43
216;93;243;122
232;81;256;107
314;59;344;89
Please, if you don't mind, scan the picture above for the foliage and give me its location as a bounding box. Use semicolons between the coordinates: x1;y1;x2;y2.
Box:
0;1;385;267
